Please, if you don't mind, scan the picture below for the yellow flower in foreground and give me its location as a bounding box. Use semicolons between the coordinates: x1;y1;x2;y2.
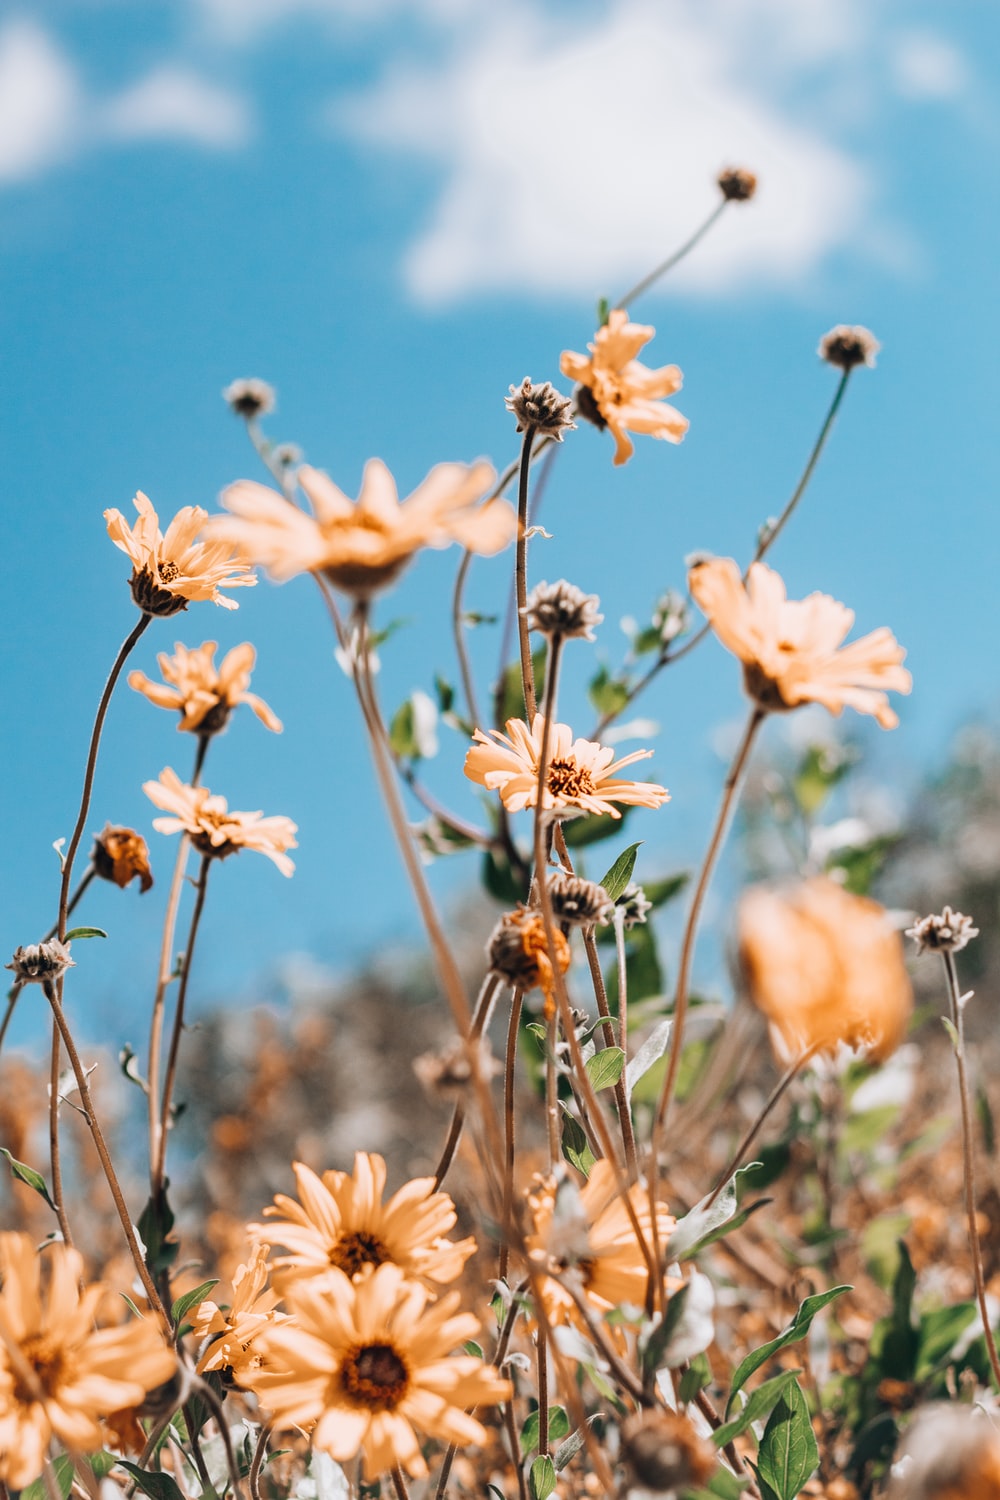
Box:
560;308;689;466
526;1160;676;1327
465;715;668;818
253;1153;475;1289
104;491;255;615
0;1233;176;1489
129;641;282;736
191;1244;286;1385
213;457;516;598
689;557;911;729
143;768;298;876
738;878;913;1063
247;1261;509;1481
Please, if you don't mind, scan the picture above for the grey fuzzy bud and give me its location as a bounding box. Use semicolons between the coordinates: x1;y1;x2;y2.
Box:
547;873;614;927
818;325;880;370
505;378;576;440
617;882;652;929
525;579;603;640
906;906;978;955
6;940;75;986
222;378;276;419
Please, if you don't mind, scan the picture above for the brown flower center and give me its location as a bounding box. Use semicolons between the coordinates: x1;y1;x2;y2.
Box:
14;1334;67;1403
341;1341;409;1410
742;662;792;714
546;758;596;800
329;1231;390;1278
158;559;181;583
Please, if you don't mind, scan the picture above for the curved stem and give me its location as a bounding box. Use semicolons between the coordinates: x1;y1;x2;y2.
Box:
390;1465;411;1500
153;854;211;1197
451;549;482;730
703;1046;816;1212
515;425;538;721
615;200;728;309
432;973;502;1190
249;1424;270;1500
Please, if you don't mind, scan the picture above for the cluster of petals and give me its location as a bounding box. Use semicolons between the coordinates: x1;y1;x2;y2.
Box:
129;641;282;736
464;714;668;818
191;1243;286;1384
689;557;912;729
738;877;913;1063
0;1233;175;1488
143;768;298;876
560;309;689;466
104;491;255;613
211;458;516;598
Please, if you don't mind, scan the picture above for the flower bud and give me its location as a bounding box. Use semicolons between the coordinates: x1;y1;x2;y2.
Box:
222;378;275;419
6;941;74;986
505;378;576;440
93;825;154;893
818;325;880;370
717;166;757;202
525;580;603;641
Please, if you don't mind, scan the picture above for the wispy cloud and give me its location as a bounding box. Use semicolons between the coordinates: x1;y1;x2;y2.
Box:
889;30;968;101
0;19;79;183
100;67;252;148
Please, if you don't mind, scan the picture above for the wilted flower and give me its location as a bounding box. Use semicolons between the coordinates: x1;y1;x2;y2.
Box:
524;579;603;640
5;940;74;987
738;878;913;1063
887;1404;1000;1499
128;641;282;736
143;768;298;876
617;882;653;929
547;872;614;927
104;492;256;615
191;1244;286;1385
906;906;979;955
246;1261;509;1481
622;1409;716;1494
92;825;153;893
252;1153;475;1289
717;166;757;202
689;557;911;729
505;377;576;439
213;458;516;599
560;309;688;466
818;325;880;370
465;715;669;818
413;1035;498;1099
0;1234;176;1489
487;906;571;1004
222;378;275;419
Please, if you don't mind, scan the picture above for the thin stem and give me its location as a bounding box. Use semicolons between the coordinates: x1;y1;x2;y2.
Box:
545;1001;560;1173
397;760;489;847
555;1274;646;1403
515;425;538;720
504;1401;529;1500
249;1425;270;1500
536;1334;549;1456
451;549;483;730
703;1047;816;1211
432;973;502;1190
48;1025;73;1246
57;613;151;939
0;870;97;1068
153;854;212;1197
582;928;637;1178
943;949;1000;1390
499;987;524;1285
390;1465;411;1500
615;199;728;309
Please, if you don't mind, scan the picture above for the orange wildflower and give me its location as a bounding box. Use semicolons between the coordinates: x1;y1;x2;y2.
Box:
560;309;688;466
191;1244;286;1385
143;768;297;876
689;557;911;728
129;641;282;736
104;491;255;615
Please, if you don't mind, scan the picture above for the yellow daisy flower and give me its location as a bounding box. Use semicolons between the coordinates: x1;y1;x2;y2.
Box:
143;768;298;876
560;309;688;466
104;491;255;615
129;641;282;736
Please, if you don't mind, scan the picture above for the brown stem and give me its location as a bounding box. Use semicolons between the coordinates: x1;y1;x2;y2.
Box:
451;548;483;730
504;1400;529;1500
390;1465;411;1500
499;987;524;1285
704;1046;816;1211
432;973;502;1190
515;425;538;721
48;1024;73;1247
153;854;212;1197
249;1425;270;1500
615;199;728;309
583;928;637;1178
536;1334;549;1456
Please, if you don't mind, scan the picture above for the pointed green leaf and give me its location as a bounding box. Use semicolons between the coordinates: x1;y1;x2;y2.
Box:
727;1286;851;1411
585;1046;625;1092
0;1148;56;1211
520;1406;570;1456
560;1110;595;1177
171;1278;219;1326
599;842;642;902
116;1464;187;1500
756;1380;819;1499
64;926;107;941
712;1368;803;1448
529;1455;556;1500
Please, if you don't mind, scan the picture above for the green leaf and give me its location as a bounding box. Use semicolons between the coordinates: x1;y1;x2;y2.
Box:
0;1148;57;1211
712;1368;803;1448
138;1185;179;1278
603;920;662;1008
841;1104;900;1156
736;1143;791;1195
520;1406;571;1456
171;1279;219;1326
755;1380;819;1499
116;1463;187;1500
553;1416;602;1471
587;664;631;718
941;1015;959;1051
915;1302;977;1379
978;1085;996;1156
596;296;610;327
668;1163;762;1261
562;808;631;848
875;1241;918;1381
560;1109;595;1177
530;1455;556;1500
434;674;455;715
792;743;856;817
678;1350;712;1402
63;925;108;941
640;1284;689;1378
482;845;530;905
599;842;642;902
585;1047;625;1092
389;698;419;759
727;1286;851;1411
463;1339;484;1359
22;1455;74;1500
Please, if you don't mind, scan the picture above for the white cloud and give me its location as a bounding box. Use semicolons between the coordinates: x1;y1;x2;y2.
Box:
890;30;968;101
100;66;252;148
338;0;872;305
0;19;79;183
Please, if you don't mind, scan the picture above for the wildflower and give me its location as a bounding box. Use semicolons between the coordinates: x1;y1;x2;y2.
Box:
222;378;275;419
617;882;653;929
622;1409;715;1493
0;1233;176;1490
5;940;74;987
92;825;154;893
505;378;576;440
104;492;256;616
143;768;297;876
465;715;668;818
524;579;603;641
252;1153;475;1290
818;325;880;370
547;872;614;928
246;1261;509;1481
191;1244;285;1386
906;906;979;955
560;309;688;466
717;166;758;202
738;878;913;1063
128;641;282;737
213;457;515;599
887;1403;1000;1500
525;1160;675;1327
487;906;571;1005
689;557;911;729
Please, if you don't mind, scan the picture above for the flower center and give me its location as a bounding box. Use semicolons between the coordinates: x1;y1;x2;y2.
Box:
546;758;596;800
329;1231;390;1278
158;559;181;583
14;1335;66;1403
341;1341;409;1410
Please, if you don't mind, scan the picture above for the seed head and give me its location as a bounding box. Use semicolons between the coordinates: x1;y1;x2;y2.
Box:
505;378;576;440
222;378;276;420
547;872;613;928
92;825;154;893
6;940;75;986
524;579;603;641
717;166;757;202
906;906;979;955
617;882;652;930
621;1409;715;1492
487;906;571;998
818;325;880;370
272;442;302;468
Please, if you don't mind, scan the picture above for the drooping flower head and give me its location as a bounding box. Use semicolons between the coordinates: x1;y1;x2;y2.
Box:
0;1233;176;1489
212;458;516;599
738;878;913;1063
143;768;297;876
191;1243;286;1385
252;1153;476;1290
104;492;256;615
92;825;154;892
560;309;688;466
246;1261;509;1481
487;905;572;1014
689;558;911;729
465;714;669;818
129;641;282;737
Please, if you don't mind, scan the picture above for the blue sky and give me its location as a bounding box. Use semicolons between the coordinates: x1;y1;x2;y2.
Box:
2;0;997;1048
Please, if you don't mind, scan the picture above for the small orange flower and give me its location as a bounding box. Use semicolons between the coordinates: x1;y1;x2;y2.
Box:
690;557;911;728
143;768;297;876
738;878;913;1063
191;1244;286;1385
129;641;282;736
465;715;668;818
560;309;688;466
104;492;255;615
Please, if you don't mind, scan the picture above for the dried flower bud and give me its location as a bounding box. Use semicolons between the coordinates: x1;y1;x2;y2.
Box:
617;882;652;929
818;325;880;370
717;166;757;202
525;580;603;641
621;1409;715;1493
272;442;302;468
505;378;576;440
414;1036;499;1100
222;378;275;419
652;589;690;647
129;567;190;618
488;906;571;998
6;940;74;986
92;825;154;893
906;906;979;955
547;872;613;927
